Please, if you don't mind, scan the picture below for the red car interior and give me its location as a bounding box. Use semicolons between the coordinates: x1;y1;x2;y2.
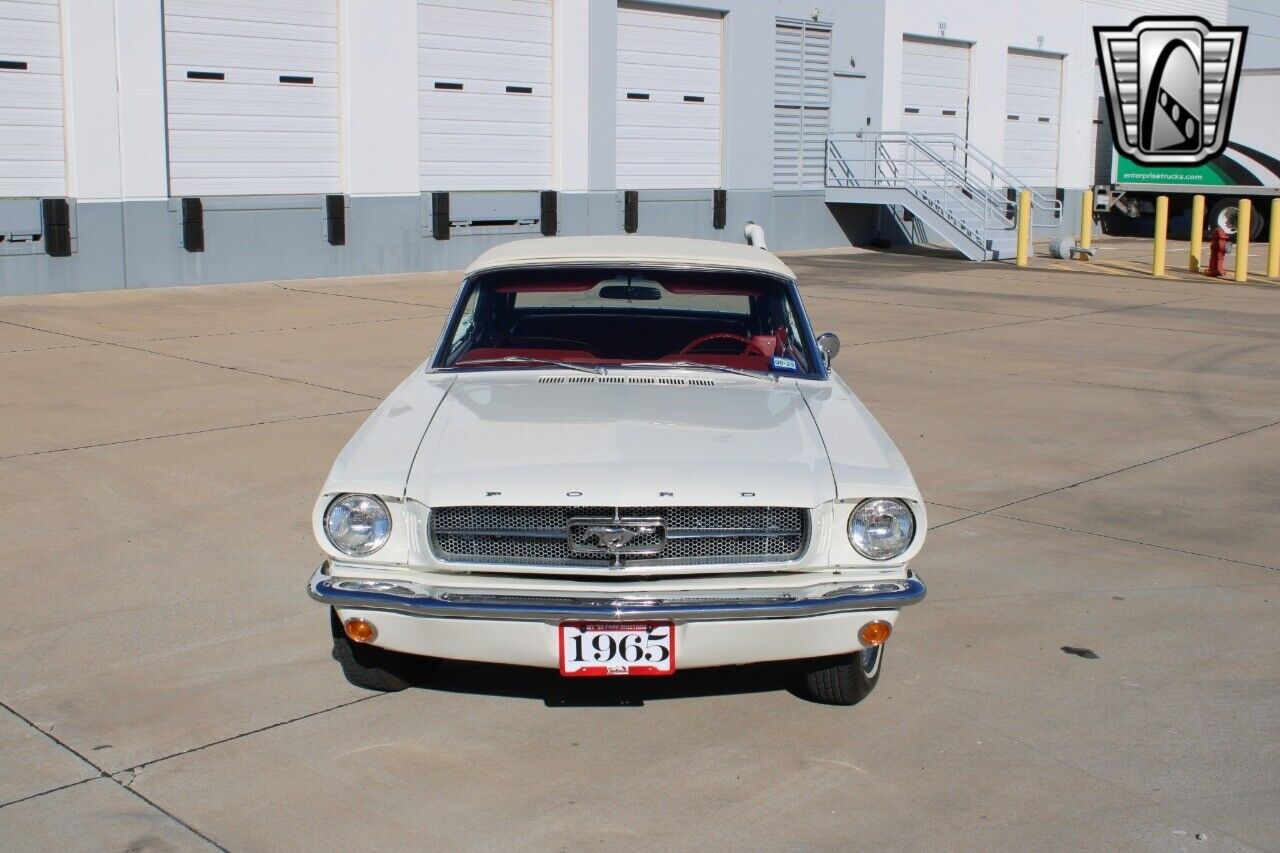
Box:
447;269;811;373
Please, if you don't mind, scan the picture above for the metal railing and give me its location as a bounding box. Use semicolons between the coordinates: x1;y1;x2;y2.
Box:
826;131;1062;253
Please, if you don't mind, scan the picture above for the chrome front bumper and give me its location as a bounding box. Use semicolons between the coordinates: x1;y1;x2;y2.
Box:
307;563;926;623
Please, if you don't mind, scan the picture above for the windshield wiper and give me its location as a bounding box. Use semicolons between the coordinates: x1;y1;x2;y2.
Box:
622;361;779;382
446;356;605;375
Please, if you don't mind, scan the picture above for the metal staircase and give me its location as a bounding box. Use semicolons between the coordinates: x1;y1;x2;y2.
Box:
825;132;1062;261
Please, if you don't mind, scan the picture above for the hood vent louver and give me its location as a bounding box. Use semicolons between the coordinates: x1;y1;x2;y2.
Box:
536;375;717;386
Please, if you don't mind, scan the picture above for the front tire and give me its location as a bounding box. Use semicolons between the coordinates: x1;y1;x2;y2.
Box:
798;646;883;706
330;609;437;692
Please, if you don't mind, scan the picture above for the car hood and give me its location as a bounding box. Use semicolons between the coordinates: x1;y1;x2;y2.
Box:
406;374;837;508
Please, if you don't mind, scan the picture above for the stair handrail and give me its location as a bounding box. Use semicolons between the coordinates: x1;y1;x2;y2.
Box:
828;130;1062;218
826;134;1006;237
847;131;1061;215
828;133;1009;230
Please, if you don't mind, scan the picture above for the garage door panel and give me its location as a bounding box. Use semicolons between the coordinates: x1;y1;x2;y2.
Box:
426;160;552;176
163;1;340;196
166;70;340;90
418;0;552;191
169;174;337;196
617;136;719;158
0;0;65;196
421;91;550;123
2;125;61;152
0;30;58;59
901;37;970;140
168;131;338;156
616;4;722;189
168;100;337;123
618;162;722;182
618;69;720;97
1003;50;1061;187
163;16;335;44
0;0;56;20
436;0;548;15
165;0;335;26
169;114;336;135
420;50;550;85
617;116;719;139
0;105;59;128
0;68;61;98
164;33;335;73
420;10;551;43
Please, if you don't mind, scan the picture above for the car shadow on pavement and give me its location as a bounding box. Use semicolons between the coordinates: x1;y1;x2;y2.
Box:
418;660;808;707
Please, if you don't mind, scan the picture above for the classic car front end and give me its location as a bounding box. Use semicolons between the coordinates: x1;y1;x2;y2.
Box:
308;237;926;705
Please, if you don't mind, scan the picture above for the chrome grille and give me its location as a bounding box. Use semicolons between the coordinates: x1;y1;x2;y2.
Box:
430;505;809;567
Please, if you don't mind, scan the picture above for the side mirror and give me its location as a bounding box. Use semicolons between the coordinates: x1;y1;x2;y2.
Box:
816;332;841;367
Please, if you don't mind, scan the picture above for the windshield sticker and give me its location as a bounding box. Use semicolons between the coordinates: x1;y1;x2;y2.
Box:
771;356;798;372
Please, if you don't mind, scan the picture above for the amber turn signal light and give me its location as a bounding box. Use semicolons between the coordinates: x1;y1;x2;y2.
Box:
859;620;891;647
344;618;377;644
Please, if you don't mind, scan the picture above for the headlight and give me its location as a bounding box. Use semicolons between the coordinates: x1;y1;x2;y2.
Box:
848;498;915;561
324;494;391;557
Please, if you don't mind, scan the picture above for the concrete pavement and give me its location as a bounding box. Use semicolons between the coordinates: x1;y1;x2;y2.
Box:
0;244;1277;850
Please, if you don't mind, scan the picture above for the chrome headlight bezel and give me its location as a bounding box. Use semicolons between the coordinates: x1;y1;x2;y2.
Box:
323;493;393;557
847;498;916;562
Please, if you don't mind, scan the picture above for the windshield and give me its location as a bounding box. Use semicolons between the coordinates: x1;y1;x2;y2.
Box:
436;267;819;376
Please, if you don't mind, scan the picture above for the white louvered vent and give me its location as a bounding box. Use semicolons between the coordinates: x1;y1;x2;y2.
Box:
773;20;831;190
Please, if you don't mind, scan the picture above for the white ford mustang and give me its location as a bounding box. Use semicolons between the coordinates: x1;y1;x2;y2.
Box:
308;236;926;705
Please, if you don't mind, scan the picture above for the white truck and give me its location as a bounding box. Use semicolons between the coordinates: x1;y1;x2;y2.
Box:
1097;68;1280;239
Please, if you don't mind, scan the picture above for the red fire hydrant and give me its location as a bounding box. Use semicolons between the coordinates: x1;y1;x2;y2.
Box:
1207;226;1231;277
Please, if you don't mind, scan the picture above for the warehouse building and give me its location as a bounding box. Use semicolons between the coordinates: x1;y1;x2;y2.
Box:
0;0;1238;295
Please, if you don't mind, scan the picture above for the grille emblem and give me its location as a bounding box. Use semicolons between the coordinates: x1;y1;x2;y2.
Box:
568;517;666;556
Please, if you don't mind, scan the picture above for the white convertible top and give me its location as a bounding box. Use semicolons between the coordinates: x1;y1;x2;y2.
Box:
465;236;795;279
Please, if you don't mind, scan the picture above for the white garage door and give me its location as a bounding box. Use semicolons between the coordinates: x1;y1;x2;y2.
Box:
163;0;340;196
617;3;722;190
0;0;65;197
418;0;552;191
901;36;970;140
1003;50;1062;187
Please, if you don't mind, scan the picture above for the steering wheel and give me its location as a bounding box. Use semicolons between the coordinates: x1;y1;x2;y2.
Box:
680;332;770;357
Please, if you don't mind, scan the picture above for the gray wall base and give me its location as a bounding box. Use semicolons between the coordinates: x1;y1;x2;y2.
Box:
0;190;879;296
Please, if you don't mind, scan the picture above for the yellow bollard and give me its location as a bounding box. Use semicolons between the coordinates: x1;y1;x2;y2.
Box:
1235;199;1251;283
1079;190;1093;260
1189;194;1205;272
1268;198;1279;279
1016;190;1031;267
1153;195;1168;277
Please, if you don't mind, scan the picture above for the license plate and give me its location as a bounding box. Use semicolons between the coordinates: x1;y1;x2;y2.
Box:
558;622;675;677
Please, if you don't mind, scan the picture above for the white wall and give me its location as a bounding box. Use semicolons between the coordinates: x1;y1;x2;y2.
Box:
881;0;1095;188
44;0;1215;201
877;0;1230;189
339;0;418;196
55;0;175;201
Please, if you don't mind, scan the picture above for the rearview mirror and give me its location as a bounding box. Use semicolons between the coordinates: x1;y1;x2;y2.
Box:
599;284;662;301
816;332;841;367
